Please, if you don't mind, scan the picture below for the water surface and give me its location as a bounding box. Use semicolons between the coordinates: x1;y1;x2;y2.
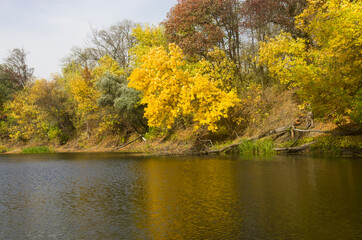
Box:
0;153;361;239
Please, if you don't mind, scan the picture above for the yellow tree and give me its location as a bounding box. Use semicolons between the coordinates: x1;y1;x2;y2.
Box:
129;25;168;67
5;86;39;141
6;79;71;141
64;55;124;138
129;44;239;131
258;0;362;122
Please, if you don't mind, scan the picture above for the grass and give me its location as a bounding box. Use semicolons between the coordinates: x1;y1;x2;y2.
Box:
21;146;54;154
239;139;275;155
0;145;7;153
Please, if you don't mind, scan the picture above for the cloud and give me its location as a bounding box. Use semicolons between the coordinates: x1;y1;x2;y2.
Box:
0;0;177;79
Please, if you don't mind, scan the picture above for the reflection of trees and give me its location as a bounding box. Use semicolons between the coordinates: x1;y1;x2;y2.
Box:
141;157;243;239
1;156;361;239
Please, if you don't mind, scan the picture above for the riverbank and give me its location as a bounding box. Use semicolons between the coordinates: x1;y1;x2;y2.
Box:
1;88;361;157
2;125;361;157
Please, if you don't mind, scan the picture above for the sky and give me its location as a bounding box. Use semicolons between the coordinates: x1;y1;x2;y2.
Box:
0;0;177;79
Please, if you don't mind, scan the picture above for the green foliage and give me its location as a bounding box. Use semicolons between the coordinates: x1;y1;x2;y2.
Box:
351;89;362;125
144;127;168;141
312;135;362;155
0;145;7;153
239;139;274;155
97;73;143;117
21;146;54;154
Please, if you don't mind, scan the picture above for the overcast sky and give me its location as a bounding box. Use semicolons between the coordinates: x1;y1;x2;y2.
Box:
0;0;177;79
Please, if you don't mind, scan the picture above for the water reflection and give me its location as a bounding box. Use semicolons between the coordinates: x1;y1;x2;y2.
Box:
141;158;243;239
0;154;361;239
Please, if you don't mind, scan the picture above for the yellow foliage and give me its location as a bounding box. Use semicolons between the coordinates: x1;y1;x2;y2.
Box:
258;0;362;119
6;80;56;140
93;55;124;79
197;47;236;90
129;25;168;66
129;44;239;131
69;68;99;118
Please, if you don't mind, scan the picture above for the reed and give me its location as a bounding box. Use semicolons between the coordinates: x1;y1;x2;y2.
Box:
21;146;53;153
239;139;274;155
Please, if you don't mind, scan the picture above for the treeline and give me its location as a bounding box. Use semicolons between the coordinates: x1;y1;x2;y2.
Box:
0;0;360;146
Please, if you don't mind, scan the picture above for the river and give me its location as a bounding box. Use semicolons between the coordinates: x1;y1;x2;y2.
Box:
0;153;361;239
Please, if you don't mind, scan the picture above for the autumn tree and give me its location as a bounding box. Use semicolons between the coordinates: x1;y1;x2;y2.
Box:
258;0;362;122
129;24;168;67
129;44;239;132
241;0;307;40
5;78;75;142
163;0;242;64
0;48;34;106
0;48;33;122
0;66;18;111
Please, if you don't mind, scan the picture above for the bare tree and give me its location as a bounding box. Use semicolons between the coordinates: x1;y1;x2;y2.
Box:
87;20;136;68
63;46;97;69
4;48;34;87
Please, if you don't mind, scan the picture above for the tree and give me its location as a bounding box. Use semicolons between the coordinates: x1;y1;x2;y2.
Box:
94;55;147;132
4;48;34;88
0;48;33;119
96;73;147;132
163;0;243;65
63;20;136;70
5;78;75;142
87;20;136;68
258;0;362;122
241;0;307;40
129;44;239;131
129;24;168;67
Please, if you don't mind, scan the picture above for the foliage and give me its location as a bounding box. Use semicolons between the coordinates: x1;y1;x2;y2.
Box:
241;0;307;38
164;0;242;63
97;73;146;132
0;65;18;110
21;146;53;154
129;25;168;66
312;135;362;155
0;48;33;114
5;87;40;141
5;79;74;142
258;0;362;121
129;44;239;132
144;127;168;141
196;48;237;90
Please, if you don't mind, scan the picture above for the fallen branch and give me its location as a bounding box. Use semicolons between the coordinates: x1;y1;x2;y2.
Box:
117;135;145;150
206;125;291;154
293;128;362;135
272;141;317;153
202;120;361;155
293;129;334;133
